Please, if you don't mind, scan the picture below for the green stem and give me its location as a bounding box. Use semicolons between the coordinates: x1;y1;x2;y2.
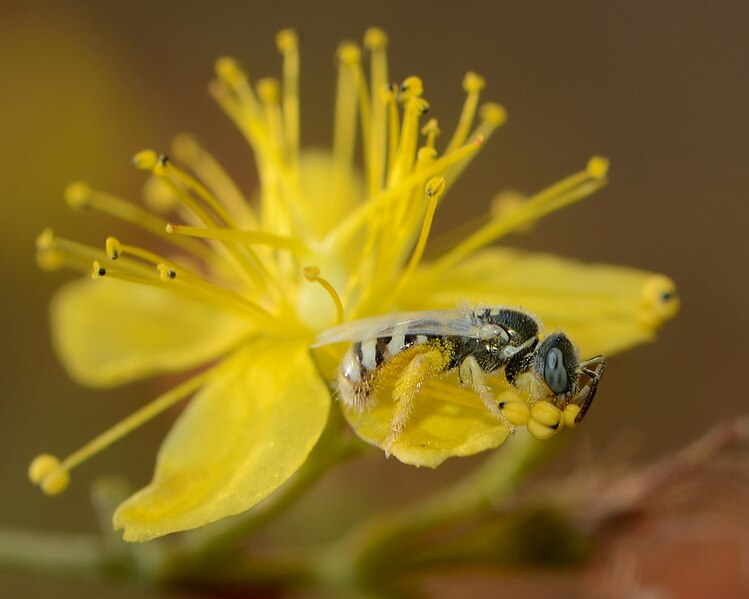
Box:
0;529;107;579
312;433;559;592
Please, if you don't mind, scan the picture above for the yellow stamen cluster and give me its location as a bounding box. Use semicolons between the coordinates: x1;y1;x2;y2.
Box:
31;28;651;496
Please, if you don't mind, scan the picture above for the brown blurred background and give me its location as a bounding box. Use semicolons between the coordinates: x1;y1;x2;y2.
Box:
2;1;747;597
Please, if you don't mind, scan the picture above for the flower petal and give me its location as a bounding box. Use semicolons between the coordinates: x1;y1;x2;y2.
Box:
402;248;679;356
113;339;330;541
51;277;253;387
343;373;511;468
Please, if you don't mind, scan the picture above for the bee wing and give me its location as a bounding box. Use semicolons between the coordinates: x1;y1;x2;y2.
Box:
313;309;505;346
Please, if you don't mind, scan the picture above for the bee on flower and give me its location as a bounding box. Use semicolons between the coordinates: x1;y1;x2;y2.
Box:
29;28;678;542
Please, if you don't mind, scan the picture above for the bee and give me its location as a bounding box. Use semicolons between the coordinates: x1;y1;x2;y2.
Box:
315;305;605;449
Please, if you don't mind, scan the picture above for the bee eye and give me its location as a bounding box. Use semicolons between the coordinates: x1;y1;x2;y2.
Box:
544;347;568;394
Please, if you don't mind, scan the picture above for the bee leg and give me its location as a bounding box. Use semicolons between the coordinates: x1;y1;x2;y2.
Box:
459;356;514;431
573;356;606;424
384;349;451;455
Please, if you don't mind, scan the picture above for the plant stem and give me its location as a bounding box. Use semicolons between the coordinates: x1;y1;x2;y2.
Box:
0;529;107;579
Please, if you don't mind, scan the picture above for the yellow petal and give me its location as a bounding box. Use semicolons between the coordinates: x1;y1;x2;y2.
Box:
51;277;253;387
342;374;511;468
113;339;330;541
402;248;678;356
298;151;363;240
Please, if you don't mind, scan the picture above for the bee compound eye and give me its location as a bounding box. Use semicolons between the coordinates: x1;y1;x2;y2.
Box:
544;346;568;394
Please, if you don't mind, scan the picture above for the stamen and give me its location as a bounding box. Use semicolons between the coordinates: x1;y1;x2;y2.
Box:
64;182;211;260
133;151;221;227
639;274;680;328
303;266;344;324
276;29;300;172
93;259;276;323
135;150;275;289
326;136;484;251
383;84;400;175
214;56;263;128
434;156;609;271
442;102;506;190
380;177;445;311
333;43;362;205
29;364;221;496
421;119;441;149
171;134;257;228
364;28;389;196
490;191;533;233
445;72;486;154
160;158;238;227
257;78;285;166
106;237;184;275
36;230;151;277
389;80;429;185
166;223;307;254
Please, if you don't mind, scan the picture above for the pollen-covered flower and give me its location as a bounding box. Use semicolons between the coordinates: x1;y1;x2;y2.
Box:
29;29;678;542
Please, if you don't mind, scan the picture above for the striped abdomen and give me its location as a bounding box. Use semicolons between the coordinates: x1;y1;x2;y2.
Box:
338;333;435;408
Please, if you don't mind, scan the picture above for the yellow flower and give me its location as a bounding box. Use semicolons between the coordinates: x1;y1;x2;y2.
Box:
29;28;678;542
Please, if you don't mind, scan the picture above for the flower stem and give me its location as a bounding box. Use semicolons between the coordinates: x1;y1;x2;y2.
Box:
0;529;106;579
310;433;559;594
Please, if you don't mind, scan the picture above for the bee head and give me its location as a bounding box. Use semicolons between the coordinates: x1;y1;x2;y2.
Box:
535;333;579;396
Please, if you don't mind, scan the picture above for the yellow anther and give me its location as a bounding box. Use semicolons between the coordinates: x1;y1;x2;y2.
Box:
143;176;178;213
64;182;92;210
28;454;70;496
364;27;388;50
639;275;680;327
587;155;610;179
36;228;55;251
303;266;345;325
256;78;281;103
480;102;507;126
105;237;122;260
499;400;531;427
463;71;486;92
399;76;423;99
91;260;106;280
421;118;440;137
157;263;177;280
562;404;581;428
379;83;397;103
35;229;65;271
132;149;159;171
275;28;298;53
417;147;437;163
171;133;201;162
425;176;446;198
337;42;361;66
152;154;170;177
215;56;246;89
530;400;562;428
490;191;533;233
404;97;430;116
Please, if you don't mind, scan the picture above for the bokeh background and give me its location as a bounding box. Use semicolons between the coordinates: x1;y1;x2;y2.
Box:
2;1;747;597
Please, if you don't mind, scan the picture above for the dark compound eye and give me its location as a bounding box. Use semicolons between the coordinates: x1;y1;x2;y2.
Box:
544;346;568;394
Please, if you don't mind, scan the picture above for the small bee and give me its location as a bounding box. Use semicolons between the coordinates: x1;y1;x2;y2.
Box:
315;305;605;449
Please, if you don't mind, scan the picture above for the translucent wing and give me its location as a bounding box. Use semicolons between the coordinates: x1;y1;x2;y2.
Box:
313;308;505;347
